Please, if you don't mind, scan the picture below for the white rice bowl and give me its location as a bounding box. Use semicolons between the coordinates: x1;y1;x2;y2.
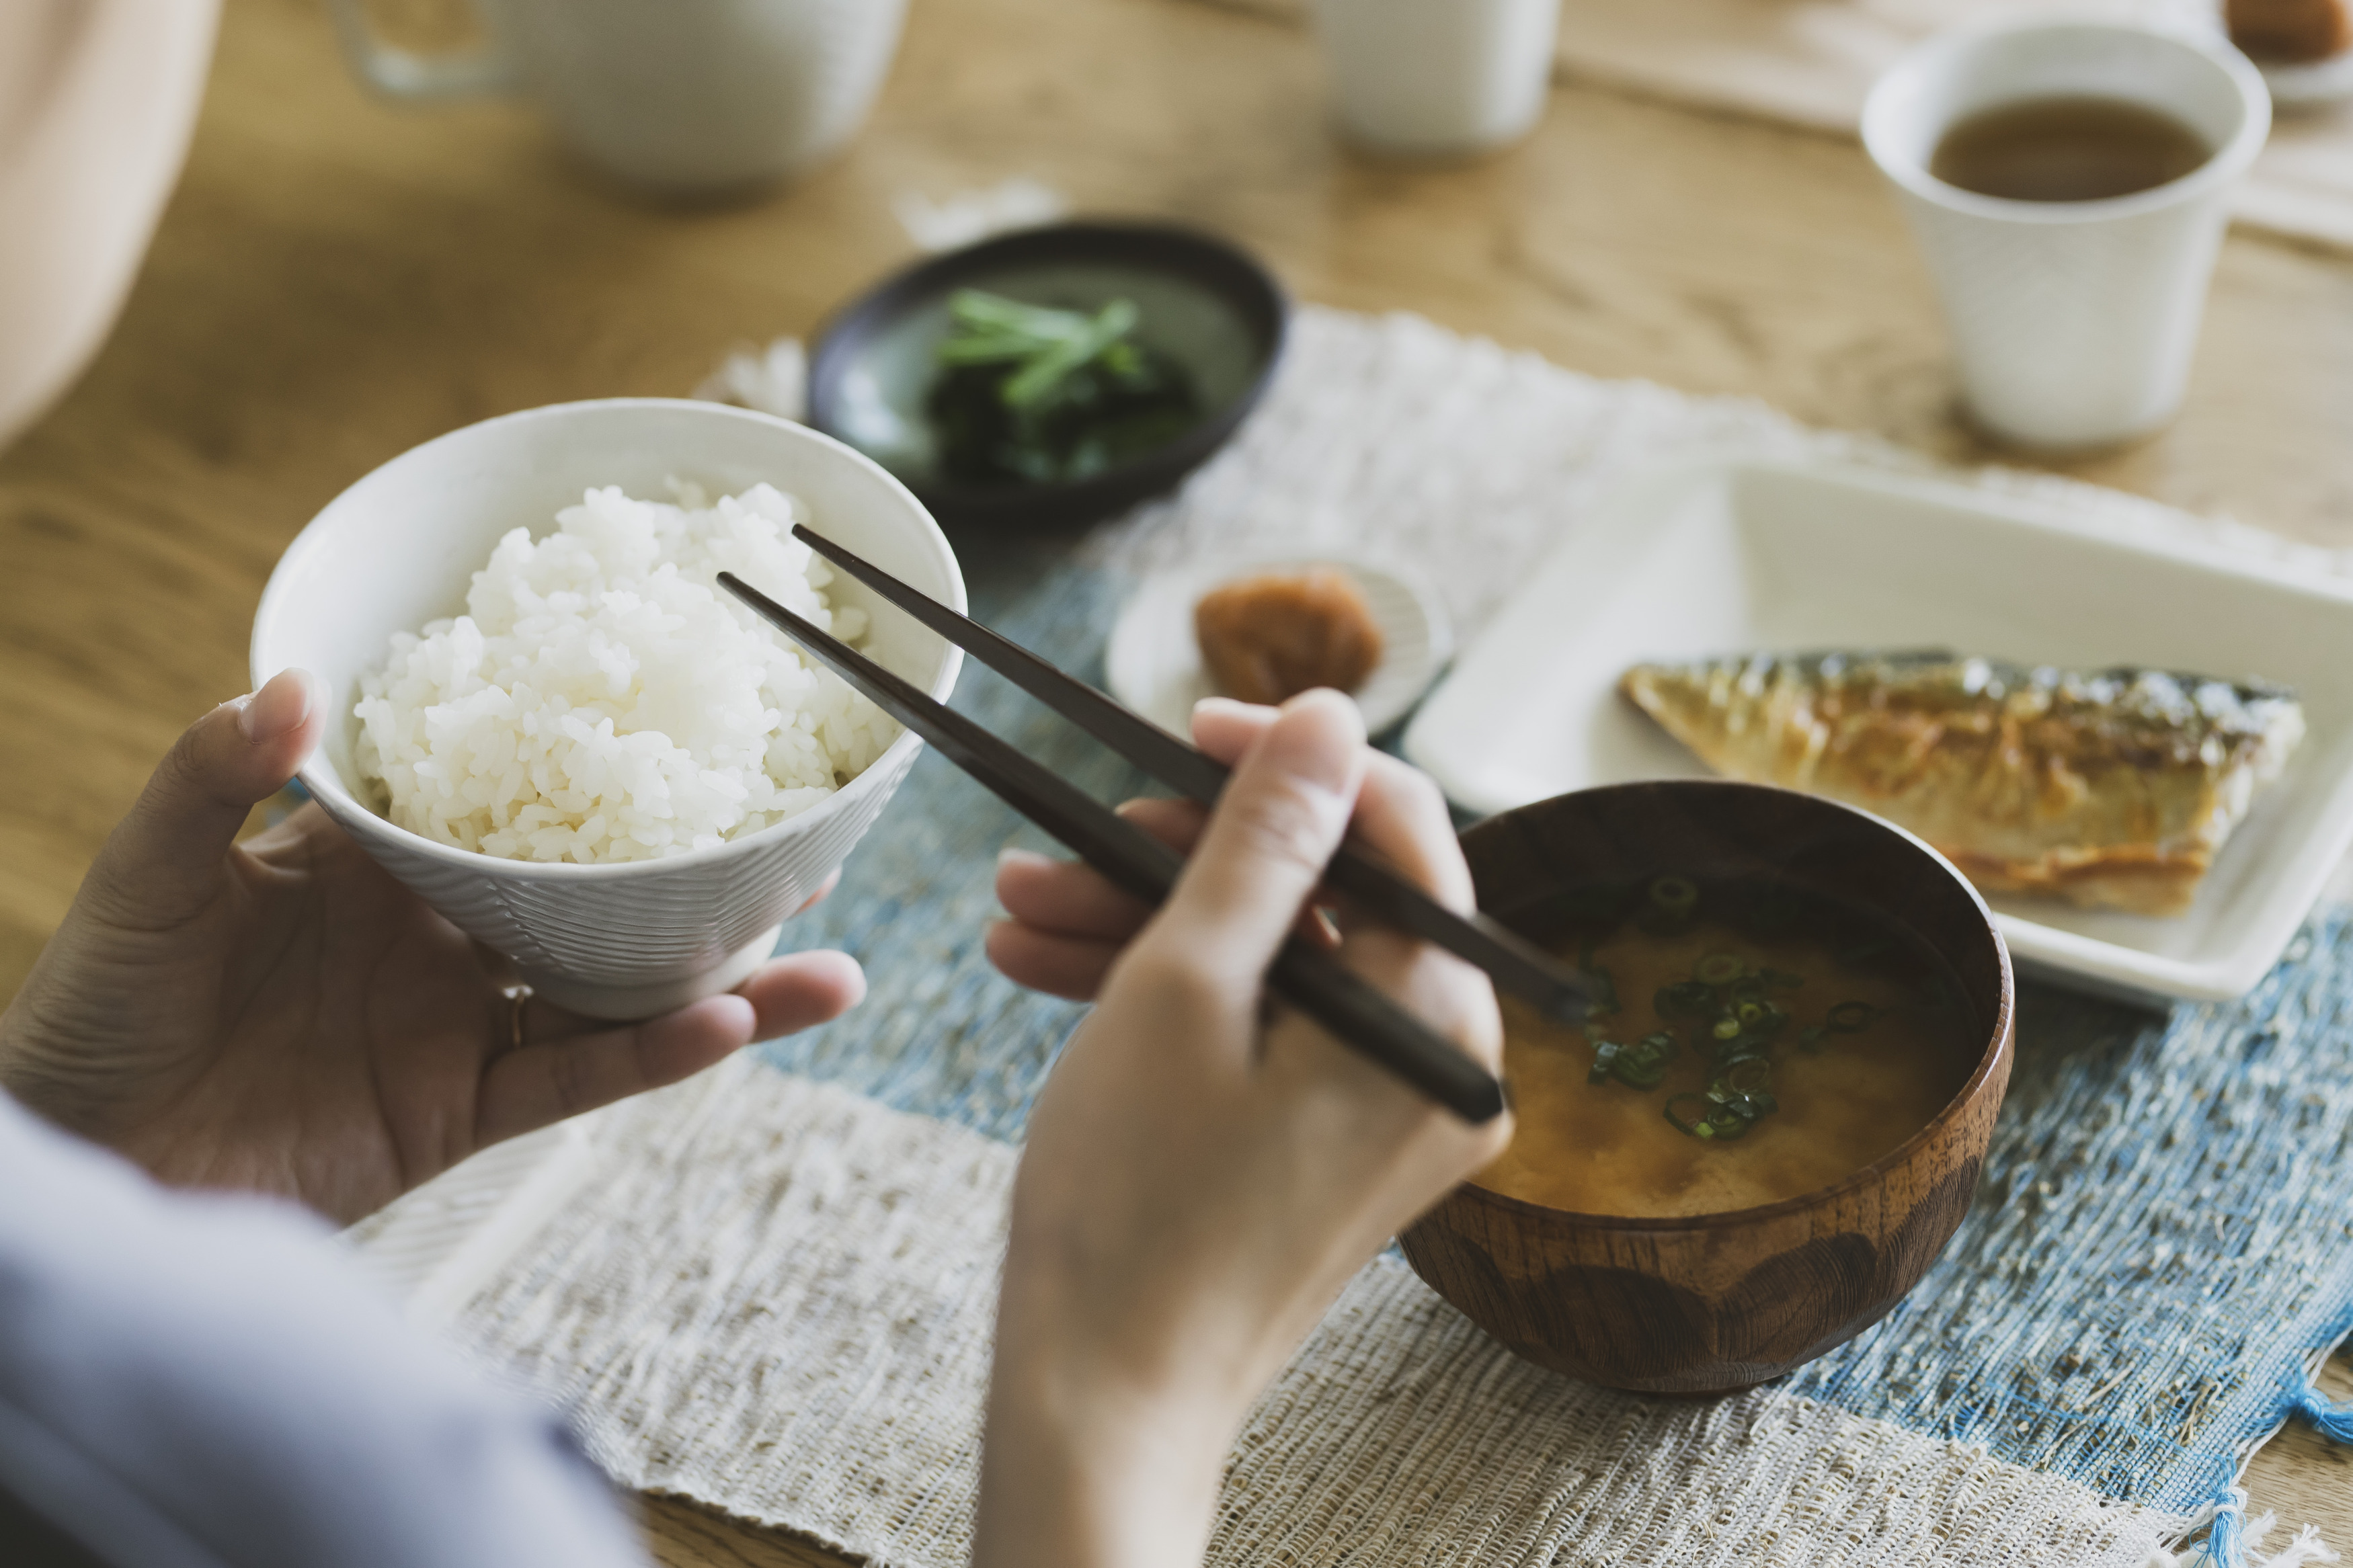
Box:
353;481;899;864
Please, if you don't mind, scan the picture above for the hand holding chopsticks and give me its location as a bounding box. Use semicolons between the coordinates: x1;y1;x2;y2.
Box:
717;535;1558;1124
787;524;1590;1026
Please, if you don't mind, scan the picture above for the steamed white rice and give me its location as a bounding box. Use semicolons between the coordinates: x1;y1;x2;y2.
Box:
354;482;899;864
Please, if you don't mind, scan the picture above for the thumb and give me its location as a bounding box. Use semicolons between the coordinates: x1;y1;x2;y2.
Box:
1146;688;1366;979
86;669;327;923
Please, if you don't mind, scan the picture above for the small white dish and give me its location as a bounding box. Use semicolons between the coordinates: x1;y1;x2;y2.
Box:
2258;48;2353;110
1106;554;1452;739
1402;459;2353;1003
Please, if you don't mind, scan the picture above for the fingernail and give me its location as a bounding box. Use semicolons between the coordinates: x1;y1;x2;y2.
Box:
1192;696;1267;720
998;845;1052;870
237;668;321;743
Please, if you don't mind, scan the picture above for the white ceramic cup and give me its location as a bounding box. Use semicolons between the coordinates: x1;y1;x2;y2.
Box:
1310;0;1561;156
327;0;908;196
250;400;963;1020
1862;18;2270;450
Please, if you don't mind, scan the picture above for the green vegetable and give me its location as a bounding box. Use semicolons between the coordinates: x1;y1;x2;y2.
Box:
1587;1040;1622;1085
1665;1091;1763;1141
1664;1093;1716;1139
1696;952;1745;986
1648;876;1698;915
927;290;1203;487
1827;1000;1878;1033
1638;874;1700;935
1713;1040;1772;1070
1591;1030;1679;1089
1563;872;1900;1145
1613;1032;1679;1089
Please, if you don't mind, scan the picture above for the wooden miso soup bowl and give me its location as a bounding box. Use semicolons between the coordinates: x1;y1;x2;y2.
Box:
1398;780;2015;1395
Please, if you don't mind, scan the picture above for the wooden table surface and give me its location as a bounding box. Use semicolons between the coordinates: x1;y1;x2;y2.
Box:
4;0;2349;1560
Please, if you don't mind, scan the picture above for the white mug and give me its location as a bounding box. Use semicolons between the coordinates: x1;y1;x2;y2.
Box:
1862;18;2269;451
1311;0;1561;156
327;0;909;197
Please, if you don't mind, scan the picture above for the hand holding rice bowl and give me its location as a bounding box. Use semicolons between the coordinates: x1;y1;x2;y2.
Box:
251;400;962;1019
355;482;899;864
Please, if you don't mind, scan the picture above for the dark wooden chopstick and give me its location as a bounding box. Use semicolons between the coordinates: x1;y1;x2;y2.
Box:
789;522;1589;1024
717;571;1507;1124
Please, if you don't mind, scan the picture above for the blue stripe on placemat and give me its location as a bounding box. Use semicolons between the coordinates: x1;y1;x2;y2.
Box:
1784;914;2353;1516
757;550;2353;1526
756;548;1146;1140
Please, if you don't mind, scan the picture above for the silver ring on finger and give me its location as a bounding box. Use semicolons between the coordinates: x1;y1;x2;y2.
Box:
501;983;533;1057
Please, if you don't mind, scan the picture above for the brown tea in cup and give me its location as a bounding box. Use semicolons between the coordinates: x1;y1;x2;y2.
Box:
1930;95;2212;202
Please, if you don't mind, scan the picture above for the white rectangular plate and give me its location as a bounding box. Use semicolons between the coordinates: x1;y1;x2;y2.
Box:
1402;460;2353;1002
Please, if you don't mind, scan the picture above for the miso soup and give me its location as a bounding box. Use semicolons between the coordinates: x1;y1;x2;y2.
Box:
1477;874;1978;1220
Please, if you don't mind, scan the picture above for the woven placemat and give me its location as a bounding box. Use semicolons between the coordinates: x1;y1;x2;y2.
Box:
369;306;2353;1568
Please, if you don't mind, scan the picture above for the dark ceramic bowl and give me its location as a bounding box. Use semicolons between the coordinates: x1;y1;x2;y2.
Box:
805;220;1286;532
1398;780;2016;1395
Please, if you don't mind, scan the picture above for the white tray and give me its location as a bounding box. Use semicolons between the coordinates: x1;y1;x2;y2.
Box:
1402;460;2353;1003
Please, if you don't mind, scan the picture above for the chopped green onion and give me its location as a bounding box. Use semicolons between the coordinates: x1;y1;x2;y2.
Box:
1664;1094;1715;1138
1666;1090;1762;1141
1702;1091;1764;1137
1711;1016;1742;1040
1827;1001;1878;1033
1612;1046;1669;1089
1648;876;1698;913
1595;1030;1678;1089
1587;1040;1622;1085
1696;952;1746;986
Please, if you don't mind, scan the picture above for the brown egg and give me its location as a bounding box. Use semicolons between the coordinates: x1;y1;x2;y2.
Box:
1193;568;1386;706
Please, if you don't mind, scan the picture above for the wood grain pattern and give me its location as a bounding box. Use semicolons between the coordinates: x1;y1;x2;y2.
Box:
3;0;2346;1557
637;1497;848;1568
1402;781;2014;1393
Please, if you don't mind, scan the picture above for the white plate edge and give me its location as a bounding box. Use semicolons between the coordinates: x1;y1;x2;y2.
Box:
1405;454;2353;1003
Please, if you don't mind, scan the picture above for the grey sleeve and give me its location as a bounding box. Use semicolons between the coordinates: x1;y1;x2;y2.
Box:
0;1094;649;1568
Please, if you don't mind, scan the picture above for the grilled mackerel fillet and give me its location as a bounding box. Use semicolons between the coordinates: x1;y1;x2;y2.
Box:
1620;651;2305;916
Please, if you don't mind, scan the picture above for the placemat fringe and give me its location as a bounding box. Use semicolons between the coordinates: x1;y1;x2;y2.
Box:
2190;1494;2340;1568
2285;1378;2353;1447
2184;1319;2353;1564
